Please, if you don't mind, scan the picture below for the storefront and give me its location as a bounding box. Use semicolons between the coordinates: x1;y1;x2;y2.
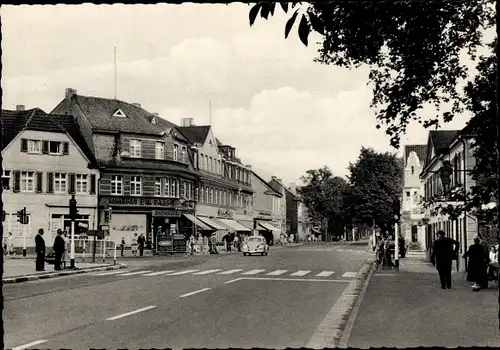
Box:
255;220;281;245
99;195;196;254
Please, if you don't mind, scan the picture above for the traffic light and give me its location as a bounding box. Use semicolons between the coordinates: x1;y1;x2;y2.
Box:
69;194;78;221
16;208;28;224
439;160;453;191
392;198;401;222
103;208;112;224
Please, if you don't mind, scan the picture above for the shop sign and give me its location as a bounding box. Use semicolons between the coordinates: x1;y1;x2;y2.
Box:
152;210;181;218
158;240;172;247
218;208;233;218
100;196;195;210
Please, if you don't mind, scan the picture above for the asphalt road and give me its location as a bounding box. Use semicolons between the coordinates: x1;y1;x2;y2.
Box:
4;241;372;349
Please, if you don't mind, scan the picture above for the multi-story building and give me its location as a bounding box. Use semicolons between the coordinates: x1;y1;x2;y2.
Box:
401;144;427;250
178;119;254;242
267;176;288;238
2;106;99;252
51;89;200;253
250;170;283;244
287;183;311;242
420;129;478;271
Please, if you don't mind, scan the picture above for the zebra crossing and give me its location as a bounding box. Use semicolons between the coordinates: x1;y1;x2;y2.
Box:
90;268;355;279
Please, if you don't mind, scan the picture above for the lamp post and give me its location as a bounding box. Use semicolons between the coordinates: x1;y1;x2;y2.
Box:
69;194;78;269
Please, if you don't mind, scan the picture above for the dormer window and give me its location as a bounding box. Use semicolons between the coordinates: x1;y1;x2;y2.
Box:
173;144;179;161
113;109;127;118
209;139;213;146
151;117;157;125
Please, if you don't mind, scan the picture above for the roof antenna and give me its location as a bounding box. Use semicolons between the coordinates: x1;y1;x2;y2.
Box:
209;100;212;126
114;46;117;99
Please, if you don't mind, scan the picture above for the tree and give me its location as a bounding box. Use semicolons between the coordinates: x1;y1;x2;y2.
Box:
297;166;349;239
347;147;404;232
248;1;494;148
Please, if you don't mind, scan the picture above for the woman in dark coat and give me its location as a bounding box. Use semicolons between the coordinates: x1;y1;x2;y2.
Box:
465;237;488;291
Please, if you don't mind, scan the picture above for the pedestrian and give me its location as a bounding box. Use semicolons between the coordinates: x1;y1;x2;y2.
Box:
488;245;499;282
138;233;145;257
120;237;126;257
383;234;395;267
62;230;70;269
431;230;459;289
131;233;138;256
35;228;46;271
53;230;66;271
465;237;489;291
477;233;490;288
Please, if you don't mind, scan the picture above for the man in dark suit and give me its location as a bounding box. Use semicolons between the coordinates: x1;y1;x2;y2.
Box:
35;228;46;271
53;230;66;271
431;230;459;289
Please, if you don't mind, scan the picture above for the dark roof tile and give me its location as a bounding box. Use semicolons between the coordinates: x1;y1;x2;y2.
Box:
430;130;458;151
145;115;188;142
178;125;211;144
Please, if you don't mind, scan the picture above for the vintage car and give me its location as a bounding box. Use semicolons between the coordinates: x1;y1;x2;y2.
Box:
242;236;269;256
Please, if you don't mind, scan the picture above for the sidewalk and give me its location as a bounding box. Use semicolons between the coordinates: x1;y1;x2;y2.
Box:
346;254;500;348
3;257;126;284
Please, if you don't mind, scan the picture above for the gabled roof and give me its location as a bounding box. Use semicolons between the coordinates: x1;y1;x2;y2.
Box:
250;170;283;197
144;114;188;142
404;144;427;166
179;125;211;145
215;138;224;147
61;94;165;135
284;186;300;200
424;130;459;168
2;108;62;149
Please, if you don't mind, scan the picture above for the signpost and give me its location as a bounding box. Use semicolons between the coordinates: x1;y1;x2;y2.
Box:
69;195;78;269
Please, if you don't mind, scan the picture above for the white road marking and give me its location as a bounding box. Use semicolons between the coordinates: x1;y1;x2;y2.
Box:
290;270;311;276
106;305;156;321
179;287;212;298
192;269;222;275
143;270;175;276
241;269;266;275
92;270;130;276
316;271;335;277
224;277;243;284
342;272;358;278
374;273;397;276
239;277;350;283
12;340;48;350
168;269;199;276
119;270;152;276
267;270;288;276
218;269;244;275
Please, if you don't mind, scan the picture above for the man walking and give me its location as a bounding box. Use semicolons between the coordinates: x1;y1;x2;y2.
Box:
53;230;66;270
35;228;46;271
138;233;145;257
431;230;459;289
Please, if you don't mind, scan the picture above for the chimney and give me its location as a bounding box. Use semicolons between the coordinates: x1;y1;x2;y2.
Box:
245;165;252;170
289;182;297;193
181;117;194;127
153;112;159;116
16;105;25;111
131;103;141;108
65;88;77;99
271;176;277;180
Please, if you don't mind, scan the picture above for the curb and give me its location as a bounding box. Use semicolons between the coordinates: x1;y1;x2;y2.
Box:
338;259;377;348
305;259;375;348
3;263;128;285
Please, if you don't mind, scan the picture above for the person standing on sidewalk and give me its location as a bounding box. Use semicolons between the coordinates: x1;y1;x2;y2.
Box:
62;230;70;269
137;233;145;257
465;237;489;291
35;228;46;271
53;231;66;271
120;237;126;257
431;230;459;289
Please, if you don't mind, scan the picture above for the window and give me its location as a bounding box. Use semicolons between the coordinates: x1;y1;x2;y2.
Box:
406;191;411;197
28;140;41;153
111;175;123;195
154;178;162;196
49;141;62;155
229;192;233;207
171;179;177;197
20;171;35;192
223;190;227;206
130;176;142;196
219;190;223;205
2;170;11;190
155;142;165;160
180;181;186;198
130;139;142;157
173;144;179;161
217;160;221;175
54;173;67;193
208;157;212;172
210;188;214;204
228;165;232;179
181;146;186;163
205;155;209;170
164;178;170;197
205;187;209;202
75;174;88;194
411;166;415;175
200;185;205;202
187;182;192;200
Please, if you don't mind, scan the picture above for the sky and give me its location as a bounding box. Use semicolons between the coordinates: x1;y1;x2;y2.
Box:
2;3;476;185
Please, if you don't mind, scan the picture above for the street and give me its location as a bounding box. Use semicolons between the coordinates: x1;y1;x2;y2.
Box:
4;242;372;349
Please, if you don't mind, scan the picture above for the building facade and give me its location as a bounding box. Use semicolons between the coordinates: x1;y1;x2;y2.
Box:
420;130;478;271
51;89;199;253
2;106;99;252
179;119;254;243
287;183;311;242
267;177;288;238
250;170;283;244
401;145;427;250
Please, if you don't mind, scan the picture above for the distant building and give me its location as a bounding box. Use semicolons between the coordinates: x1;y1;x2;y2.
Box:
267;177;288;238
1;106;99;252
286;183;311;242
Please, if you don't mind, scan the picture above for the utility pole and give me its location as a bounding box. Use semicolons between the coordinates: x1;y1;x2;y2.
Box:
114;46;117;99
393;198;401;271
69;194;78;269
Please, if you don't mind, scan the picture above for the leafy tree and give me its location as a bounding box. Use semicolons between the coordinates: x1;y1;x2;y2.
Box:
347;147;404;232
248;1;494;148
297;166;349;238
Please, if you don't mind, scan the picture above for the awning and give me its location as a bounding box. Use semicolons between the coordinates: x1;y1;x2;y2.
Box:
216;218;251;232
197;216;228;231
257;221;281;233
182;214;214;231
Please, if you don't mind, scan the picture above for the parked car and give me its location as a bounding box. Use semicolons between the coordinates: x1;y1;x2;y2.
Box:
242;236;269;256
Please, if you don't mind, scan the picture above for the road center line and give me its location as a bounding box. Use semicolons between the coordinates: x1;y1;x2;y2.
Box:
179;287;212;298
12;340;48;350
106;305;156;321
